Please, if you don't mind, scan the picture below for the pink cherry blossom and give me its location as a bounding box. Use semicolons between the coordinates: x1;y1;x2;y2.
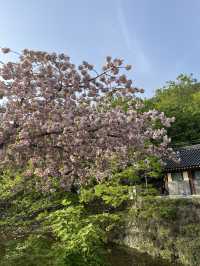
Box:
0;48;175;191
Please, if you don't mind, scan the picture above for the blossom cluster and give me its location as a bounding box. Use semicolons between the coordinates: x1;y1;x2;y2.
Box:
0;48;174;191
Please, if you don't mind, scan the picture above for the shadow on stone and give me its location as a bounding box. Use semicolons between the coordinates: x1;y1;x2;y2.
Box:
107;244;183;266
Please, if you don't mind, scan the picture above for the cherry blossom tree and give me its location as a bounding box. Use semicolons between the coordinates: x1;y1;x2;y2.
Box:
0;48;174;192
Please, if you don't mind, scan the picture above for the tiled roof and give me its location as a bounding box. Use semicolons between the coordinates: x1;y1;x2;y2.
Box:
165;144;200;171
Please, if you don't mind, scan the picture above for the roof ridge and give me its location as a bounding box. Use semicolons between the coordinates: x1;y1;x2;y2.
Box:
180;144;200;150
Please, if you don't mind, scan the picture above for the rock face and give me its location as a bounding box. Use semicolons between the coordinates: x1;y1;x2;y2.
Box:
114;197;200;266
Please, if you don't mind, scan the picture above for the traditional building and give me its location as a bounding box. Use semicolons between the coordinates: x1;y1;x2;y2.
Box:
165;144;200;195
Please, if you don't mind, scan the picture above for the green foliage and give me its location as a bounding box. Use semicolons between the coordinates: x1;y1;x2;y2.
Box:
0;169;24;198
80;183;130;208
113;166;140;183
49;200;120;266
133;198;183;222
0;168;134;266
0;153;163;265
50;205;106;266
0;235;63;266
145;74;200;145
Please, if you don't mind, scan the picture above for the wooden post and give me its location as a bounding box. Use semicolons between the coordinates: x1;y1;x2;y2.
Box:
188;170;196;194
167;173;172;182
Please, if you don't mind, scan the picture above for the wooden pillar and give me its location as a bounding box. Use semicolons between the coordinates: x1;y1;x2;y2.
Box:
167;173;172;182
188;170;196;194
164;174;169;194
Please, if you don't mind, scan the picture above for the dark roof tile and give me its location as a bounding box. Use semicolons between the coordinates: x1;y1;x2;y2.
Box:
165;145;200;171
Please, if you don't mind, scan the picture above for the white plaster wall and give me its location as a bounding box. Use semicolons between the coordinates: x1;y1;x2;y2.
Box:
183;171;189;181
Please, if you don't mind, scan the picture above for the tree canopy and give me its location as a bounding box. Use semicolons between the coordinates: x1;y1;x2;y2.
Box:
145;74;200;146
0;48;173;192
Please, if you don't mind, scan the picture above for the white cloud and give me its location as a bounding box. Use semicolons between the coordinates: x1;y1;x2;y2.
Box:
116;0;151;73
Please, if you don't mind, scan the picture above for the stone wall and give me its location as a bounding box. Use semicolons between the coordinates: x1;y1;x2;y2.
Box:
113;197;200;266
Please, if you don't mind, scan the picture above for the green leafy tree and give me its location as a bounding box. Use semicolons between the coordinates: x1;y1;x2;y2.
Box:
0;155;163;266
145;74;200;145
0;171;128;266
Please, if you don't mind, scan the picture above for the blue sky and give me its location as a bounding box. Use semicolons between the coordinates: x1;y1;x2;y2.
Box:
0;0;200;97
